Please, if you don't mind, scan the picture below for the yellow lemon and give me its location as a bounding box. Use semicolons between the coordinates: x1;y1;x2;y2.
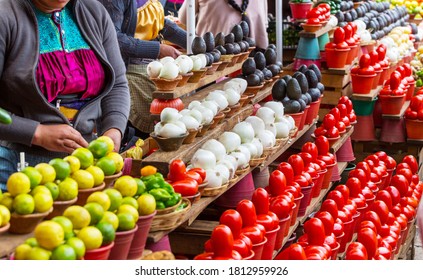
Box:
34;220;65;250
31;185;51;196
71;169;95;189
66;237;86;259
57;177;78;201
63;205;91;230
13;193;35;215
121;196;139;210
6;172;31;197
63;155;81;174
117;212;135;231
97;135;115;153
106;152;124;173
33;192;53;213
87;191;111;211
0;205;10;226
14;244;32;260
85;165;105;187
137;193;157;216
77;226;103;251
113;175;137;197
26;246;51;260
35;163;56;184
0;192;14;211
116;204;139;223
51;216;74;240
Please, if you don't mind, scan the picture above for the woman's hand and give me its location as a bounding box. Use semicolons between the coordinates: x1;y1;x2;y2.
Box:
32;124;89;154
102;128;122;152
158;44;181;58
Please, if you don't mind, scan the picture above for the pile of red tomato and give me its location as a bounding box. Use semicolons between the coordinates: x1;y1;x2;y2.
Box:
304;3;331;25
166;159;206;197
314;96;356;139
405;88;423;120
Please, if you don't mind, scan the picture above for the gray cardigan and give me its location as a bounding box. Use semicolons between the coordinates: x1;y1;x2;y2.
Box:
0;0;130;157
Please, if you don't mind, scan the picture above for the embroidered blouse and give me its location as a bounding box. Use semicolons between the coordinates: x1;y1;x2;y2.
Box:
33;5;105;103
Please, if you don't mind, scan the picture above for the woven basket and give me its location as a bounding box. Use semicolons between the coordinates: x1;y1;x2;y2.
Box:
229;174;239;185
235;165;250;176
202;183;229;197
262;145;279;158
149;198;191;232
275;136;289;147
289;127;298;138
249;156;266;168
155;199;182;216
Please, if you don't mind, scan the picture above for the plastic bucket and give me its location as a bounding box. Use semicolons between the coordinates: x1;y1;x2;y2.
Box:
325;48;350;69
405;119;423;140
379;118;406;143
127;211;157;259
407;80;416;100
371;70;382;90
291;193;303;226
286;111;305;133
352;98;377;116
331;242;341;260
301;105;310;127
146;234;171;252
289;2;313;19
215;173;255;208
346;44;359;65
312;169;327;197
252;237;267;260
281;232;297;251
351;115;377;141
305;98;322;125
322;162;336;189
379;94;406;115
351;74;376;94
298;184;314;217
274;215;291;251
261;225;280;260
379;67;389;86
84;242;114;260
335;232;346;254
108;225;138;260
336;137;355;163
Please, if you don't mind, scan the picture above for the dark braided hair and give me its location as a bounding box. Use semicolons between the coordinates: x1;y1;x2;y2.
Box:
227;0;250;35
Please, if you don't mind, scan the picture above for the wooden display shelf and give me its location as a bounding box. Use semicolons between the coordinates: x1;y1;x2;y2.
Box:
152;63;242;100
396;223;416;260
382;100;410;120
299;23;333;38
352;86;381;101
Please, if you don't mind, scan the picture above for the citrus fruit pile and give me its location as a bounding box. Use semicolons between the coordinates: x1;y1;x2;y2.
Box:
14;218;86;260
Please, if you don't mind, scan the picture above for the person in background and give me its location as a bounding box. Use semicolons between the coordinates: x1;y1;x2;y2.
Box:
98;0;187;139
164;0;184;17
0;0;130;191
178;0;268;50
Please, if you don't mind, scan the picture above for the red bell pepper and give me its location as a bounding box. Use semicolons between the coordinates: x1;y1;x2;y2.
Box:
185;170;203;184
167;159;187;182
189;167;207;182
171;178;198;196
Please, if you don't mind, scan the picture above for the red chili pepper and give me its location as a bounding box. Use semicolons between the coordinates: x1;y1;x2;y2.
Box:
171;178;198;196
268;170;287;196
167;159;187;182
304;217;326;246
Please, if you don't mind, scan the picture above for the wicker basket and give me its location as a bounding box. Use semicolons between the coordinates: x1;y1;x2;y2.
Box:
275;136;289;147
262;145;279;158
289;127;299;138
202;183;229;197
149;198;191;232
235;165;250;176
249;156;266;167
229;174;239;185
155;199;182;216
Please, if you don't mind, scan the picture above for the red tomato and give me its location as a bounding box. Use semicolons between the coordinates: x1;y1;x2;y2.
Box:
385;156;397;169
236;199;257;227
336;121;346;133
359;54;371;68
220;209;243;239
189;167;207;181
330;107;341;121
376;190;393;211
362;210;382;232
327;190;345;208
304;218;326;246
337;103;348;118
357;227;378;259
320;199;339;220
171;178;199;196
251;188;270;215
315;211;335;235
315;135;330;155
306;17;320;24
346;177;362;198
269;196;292;220
277;162;294;185
167;159;187;181
348;168;368;183
298;152;313;167
390;174;409;197
185;170;203;184
396;168;413;185
370;200;390;224
402;155;418;174
333;27;345;44
314;126;327;137
326;126;340;138
356;161;371;178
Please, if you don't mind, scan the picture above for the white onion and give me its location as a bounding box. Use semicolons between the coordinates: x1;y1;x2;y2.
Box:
180;115;200;130
191;55;203;71
225;88;241;106
245;116;266;136
147;61;163;78
175;55;193;74
224;80;243;95
191;149;216;170
217;159;235;179
154;122;163;134
229;78;248;94
284;115;295;130
159;56;174;65
265;124;277;138
257;130;275;148
275;122;290;138
201;100;220;116
229;151;249;169
224;154;238;171
160;107;181;123
159;62;179;80
218;132;241;153
232;121;255;143
173;120;187;131
264;101;284;121
256;107;276;125
205;169;223;188
241;143;258;159
206;90;229;110
201;139;227;161
197;54;207;69
188;100;202;110
234;145;251;163
189;109;204;124
157;123;186;138
251;138;264;157
214;164;230;184
199;107;215;124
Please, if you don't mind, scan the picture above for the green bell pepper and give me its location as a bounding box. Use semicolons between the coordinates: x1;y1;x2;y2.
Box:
149;188;171;202
165;192;181;207
156;201;166;209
